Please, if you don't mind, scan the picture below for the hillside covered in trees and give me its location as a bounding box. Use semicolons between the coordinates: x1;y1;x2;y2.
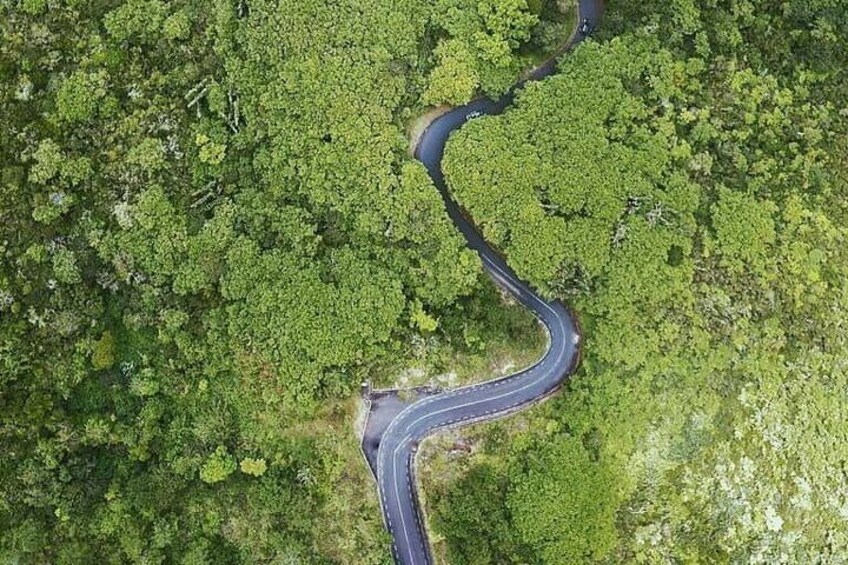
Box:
432;0;848;563
3;0;848;562
0;0;564;562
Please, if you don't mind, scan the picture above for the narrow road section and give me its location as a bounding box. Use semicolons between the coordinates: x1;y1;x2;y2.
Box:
364;2;604;562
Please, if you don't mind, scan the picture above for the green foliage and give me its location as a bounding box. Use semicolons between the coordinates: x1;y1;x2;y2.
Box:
435;0;848;561
55;70;107;124
444;36;700;297
431;464;529;564
200;446;236;484
710;187;777;274
104;0;167;43
51;248;82;285
21;0;46;15
239;457;267;477
509;435;618;562
194;133;226;166
426;0;540;103
476;0;538;58
424;39;480;106
91;331;116;370
5;0;845;560
411;300;439;333
126;137;167;176
29;140;63;184
0;0;530;561
163;9;191;41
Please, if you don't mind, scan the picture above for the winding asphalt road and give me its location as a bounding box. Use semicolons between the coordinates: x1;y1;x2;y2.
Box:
370;2;604;563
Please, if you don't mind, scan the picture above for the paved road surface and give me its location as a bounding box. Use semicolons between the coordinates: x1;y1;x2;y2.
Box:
368;2;604;562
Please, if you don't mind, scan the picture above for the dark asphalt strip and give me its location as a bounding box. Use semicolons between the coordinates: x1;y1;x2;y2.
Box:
369;2;605;562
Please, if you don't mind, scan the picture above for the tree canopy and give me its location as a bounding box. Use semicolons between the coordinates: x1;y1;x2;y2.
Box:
434;0;848;561
0;0;562;561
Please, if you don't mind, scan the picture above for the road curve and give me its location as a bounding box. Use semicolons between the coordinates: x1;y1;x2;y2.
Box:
374;2;604;563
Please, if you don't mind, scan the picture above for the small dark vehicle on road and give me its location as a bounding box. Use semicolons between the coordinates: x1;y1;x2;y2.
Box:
580;18;593;35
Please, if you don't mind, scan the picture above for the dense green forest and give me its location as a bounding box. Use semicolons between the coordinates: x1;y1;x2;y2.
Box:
432;0;848;563
4;0;848;562
0;0;559;562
